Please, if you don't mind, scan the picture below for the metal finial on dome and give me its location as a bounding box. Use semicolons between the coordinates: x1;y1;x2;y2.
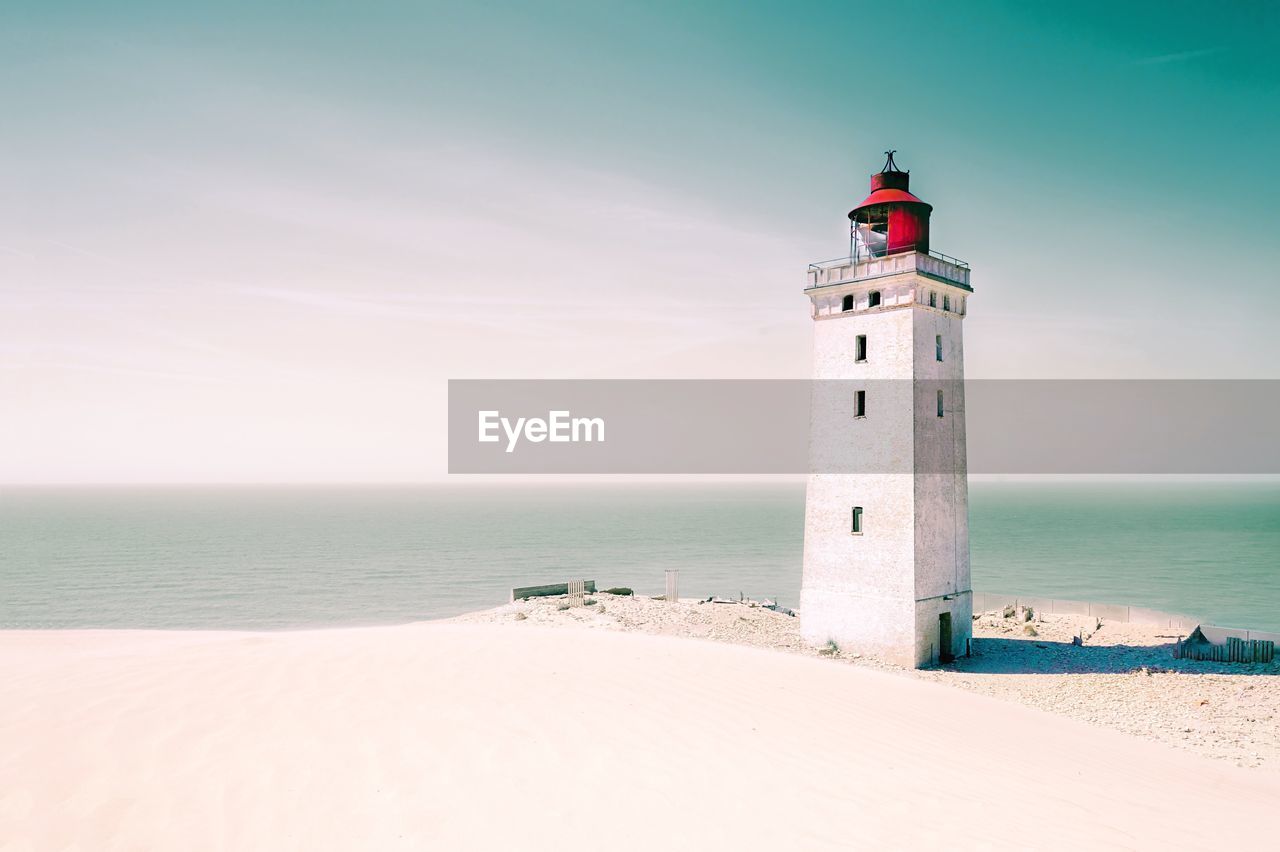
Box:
881;150;903;173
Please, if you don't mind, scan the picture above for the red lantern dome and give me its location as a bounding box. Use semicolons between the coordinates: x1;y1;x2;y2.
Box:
848;151;932;258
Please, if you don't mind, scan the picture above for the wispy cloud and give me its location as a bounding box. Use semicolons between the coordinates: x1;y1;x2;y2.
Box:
1133;47;1223;66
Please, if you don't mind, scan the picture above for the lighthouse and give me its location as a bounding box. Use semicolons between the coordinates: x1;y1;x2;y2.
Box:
799;152;973;668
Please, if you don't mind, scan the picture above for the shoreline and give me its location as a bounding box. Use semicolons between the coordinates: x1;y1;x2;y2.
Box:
8;587;1278;637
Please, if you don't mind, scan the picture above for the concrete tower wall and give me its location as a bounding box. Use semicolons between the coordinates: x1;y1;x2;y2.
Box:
910;304;972;666
800;269;972;668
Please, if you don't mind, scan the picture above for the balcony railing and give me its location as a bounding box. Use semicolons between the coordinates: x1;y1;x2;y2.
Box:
806;247;971;290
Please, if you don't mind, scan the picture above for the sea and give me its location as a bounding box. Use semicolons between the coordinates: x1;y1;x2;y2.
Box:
2;482;1277;633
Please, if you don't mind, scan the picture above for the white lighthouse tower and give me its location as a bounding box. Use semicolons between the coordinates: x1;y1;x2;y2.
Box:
800;152;973;668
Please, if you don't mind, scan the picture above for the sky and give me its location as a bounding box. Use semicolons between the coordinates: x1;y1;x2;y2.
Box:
2;0;1277;483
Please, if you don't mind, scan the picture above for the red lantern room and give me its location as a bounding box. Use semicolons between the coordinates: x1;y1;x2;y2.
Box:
849;151;931;259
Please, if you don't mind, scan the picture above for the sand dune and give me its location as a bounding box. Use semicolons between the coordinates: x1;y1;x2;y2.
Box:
1;622;1275;850
456;595;1280;767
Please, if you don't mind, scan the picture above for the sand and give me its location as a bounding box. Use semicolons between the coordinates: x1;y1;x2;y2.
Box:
459;594;1280;768
2;615;1277;850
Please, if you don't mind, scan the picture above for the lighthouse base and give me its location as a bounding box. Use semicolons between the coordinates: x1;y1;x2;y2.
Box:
800;589;972;668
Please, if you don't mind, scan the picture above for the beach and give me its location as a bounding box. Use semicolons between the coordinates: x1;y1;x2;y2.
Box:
3;599;1277;850
455;594;1280;768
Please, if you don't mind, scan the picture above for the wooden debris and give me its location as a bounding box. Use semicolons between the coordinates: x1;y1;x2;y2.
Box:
511;580;597;602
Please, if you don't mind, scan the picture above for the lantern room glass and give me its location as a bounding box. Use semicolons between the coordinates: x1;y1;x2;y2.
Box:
851;210;889;261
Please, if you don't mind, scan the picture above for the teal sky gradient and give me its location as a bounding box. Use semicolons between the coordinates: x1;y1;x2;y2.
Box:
2;1;1277;481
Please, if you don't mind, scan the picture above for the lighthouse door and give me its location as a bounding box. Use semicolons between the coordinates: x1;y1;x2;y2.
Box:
938;613;954;663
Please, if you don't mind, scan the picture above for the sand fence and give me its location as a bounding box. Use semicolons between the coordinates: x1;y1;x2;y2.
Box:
973;591;1280;646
